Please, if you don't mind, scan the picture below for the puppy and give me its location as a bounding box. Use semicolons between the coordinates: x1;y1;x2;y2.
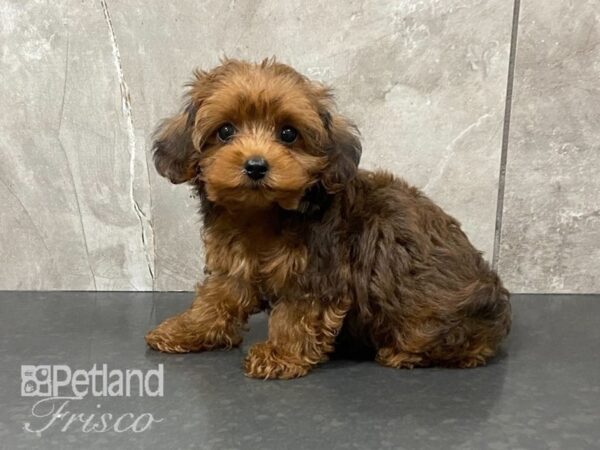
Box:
145;59;511;379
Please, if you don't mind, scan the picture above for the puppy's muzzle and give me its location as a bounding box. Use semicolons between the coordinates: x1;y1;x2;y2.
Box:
243;157;269;181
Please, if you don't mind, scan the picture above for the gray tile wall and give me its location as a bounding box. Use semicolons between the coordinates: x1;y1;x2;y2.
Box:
0;1;597;293
497;0;600;293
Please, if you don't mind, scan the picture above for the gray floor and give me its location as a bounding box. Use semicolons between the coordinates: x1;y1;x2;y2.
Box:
0;293;598;449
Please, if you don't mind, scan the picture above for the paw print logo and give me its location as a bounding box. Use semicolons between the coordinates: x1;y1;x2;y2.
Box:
21;365;52;397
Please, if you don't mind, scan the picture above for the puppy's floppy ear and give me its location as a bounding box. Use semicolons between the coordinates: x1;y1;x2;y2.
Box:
152;101;199;184
320;112;362;193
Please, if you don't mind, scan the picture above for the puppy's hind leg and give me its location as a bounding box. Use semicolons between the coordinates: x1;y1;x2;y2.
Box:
375;346;432;369
373;321;435;369
437;278;511;368
145;275;258;353
374;319;501;370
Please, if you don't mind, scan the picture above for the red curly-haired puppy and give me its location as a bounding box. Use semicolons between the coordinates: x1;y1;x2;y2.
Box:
145;59;511;379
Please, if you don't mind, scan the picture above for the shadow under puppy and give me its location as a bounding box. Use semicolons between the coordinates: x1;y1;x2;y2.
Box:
145;59;511;379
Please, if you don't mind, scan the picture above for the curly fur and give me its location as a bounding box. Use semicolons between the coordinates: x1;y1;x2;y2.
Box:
145;59;511;379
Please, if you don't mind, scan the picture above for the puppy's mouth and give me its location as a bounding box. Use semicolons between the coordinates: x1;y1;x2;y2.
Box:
218;174;305;211
243;176;269;190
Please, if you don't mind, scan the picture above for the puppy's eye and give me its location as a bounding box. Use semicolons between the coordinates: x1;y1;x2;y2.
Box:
217;123;236;142
279;126;298;144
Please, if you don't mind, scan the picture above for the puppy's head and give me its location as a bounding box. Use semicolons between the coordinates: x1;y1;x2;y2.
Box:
153;59;361;211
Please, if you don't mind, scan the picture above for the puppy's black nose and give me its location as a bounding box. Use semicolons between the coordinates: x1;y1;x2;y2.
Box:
243;157;269;180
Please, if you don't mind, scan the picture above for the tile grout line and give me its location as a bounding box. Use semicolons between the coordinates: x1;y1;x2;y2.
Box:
492;0;521;271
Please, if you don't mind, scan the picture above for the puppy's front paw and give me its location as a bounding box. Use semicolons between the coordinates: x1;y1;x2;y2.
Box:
145;332;189;353
145;315;242;353
244;342;310;380
145;317;197;353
